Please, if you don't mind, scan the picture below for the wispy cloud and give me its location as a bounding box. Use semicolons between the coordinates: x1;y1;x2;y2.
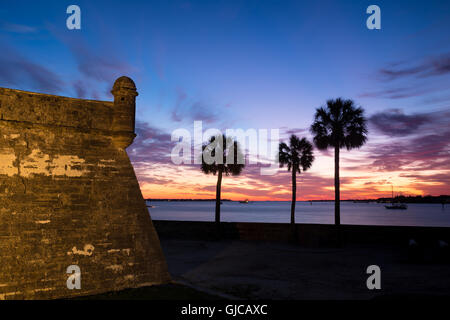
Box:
370;109;430;136
360;86;442;99
378;52;450;81
360;53;450;101
47;24;135;99
171;88;220;124
129;120;174;165
73;80;87;99
366;109;450;172
283;127;308;137
0;42;63;93
129;111;449;200
0;21;38;34
71;43;134;84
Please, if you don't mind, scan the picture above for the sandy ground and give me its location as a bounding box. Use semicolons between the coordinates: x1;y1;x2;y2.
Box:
160;238;450;299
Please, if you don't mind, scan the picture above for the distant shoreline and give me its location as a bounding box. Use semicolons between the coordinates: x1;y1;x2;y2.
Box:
145;195;449;204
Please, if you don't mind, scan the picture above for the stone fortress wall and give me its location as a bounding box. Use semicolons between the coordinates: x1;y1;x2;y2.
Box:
0;77;170;299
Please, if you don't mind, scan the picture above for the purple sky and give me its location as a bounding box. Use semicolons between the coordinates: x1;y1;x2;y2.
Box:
0;0;449;199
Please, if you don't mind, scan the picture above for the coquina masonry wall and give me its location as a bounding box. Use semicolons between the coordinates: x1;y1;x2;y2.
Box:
0;77;170;299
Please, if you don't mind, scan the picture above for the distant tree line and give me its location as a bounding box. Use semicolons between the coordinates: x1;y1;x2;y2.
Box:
376;195;449;204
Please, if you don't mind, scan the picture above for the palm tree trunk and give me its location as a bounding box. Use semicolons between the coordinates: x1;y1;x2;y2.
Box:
290;169;297;243
334;146;340;226
215;169;223;235
334;147;341;226
291;169;296;225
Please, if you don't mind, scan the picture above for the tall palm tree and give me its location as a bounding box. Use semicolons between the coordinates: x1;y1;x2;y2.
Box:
310;98;368;226
201;135;245;232
279;135;314;231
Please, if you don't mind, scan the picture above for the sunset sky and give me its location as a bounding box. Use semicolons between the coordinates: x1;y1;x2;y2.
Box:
1;0;449;200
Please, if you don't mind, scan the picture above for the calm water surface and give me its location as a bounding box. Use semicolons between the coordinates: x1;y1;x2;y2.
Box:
147;201;450;227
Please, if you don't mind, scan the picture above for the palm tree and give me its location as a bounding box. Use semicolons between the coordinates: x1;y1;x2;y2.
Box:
201;135;245;233
279;135;314;236
310;98;368;226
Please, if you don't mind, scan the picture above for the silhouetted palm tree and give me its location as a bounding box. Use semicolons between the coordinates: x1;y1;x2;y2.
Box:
310;98;368;226
201;135;245;233
279;135;314;236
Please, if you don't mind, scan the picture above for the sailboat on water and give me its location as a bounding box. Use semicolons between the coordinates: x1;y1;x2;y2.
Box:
385;185;407;210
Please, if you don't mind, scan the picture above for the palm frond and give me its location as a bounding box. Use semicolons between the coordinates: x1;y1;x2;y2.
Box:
200;134;245;176
311;98;368;151
278;134;314;174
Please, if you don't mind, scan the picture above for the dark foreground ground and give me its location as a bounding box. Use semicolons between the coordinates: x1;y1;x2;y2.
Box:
159;238;450;300
81;238;450;300
76;283;220;300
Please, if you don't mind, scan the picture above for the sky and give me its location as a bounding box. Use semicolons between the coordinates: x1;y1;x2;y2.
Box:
0;0;449;200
